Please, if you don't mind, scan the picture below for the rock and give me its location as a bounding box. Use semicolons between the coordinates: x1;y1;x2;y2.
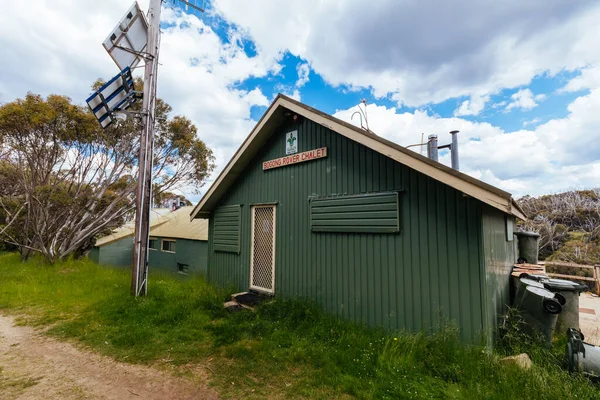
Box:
500;353;533;369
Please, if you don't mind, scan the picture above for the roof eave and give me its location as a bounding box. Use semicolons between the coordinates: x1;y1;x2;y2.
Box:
510;199;528;221
191;93;520;220
190;95;286;219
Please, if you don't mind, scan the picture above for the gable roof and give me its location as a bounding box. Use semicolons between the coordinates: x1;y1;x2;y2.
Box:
95;208;172;246
191;94;526;220
150;206;209;240
96;206;208;247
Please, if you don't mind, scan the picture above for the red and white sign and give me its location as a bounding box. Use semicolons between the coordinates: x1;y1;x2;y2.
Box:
263;147;328;170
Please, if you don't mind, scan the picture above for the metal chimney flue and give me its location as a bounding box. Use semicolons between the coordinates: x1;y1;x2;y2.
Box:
427;134;438;162
450;130;459;171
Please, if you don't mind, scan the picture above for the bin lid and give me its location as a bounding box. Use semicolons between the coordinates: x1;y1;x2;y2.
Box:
542;278;588;292
514;231;540;238
525;285;556;299
520;278;545;288
526;274;548;281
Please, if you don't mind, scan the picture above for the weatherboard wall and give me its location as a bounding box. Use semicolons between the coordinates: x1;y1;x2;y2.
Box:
149;238;208;275
90;236;134;267
91;237;208;276
207;118;488;342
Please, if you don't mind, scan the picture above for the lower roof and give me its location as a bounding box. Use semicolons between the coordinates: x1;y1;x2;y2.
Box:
96;206;208;247
190;95;526;221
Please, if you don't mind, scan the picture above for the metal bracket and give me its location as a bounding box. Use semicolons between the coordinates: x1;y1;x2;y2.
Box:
114;44;154;61
115;109;144;119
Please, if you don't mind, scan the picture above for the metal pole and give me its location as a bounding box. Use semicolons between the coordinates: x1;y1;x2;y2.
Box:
427;134;438;162
131;0;162;296
450;130;459;171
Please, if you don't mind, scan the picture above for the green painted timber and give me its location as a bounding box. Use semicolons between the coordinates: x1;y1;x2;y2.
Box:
310;192;400;233
90;236;208;276
88;247;100;264
149;237;208;275
481;206;517;345
213;205;241;253
207;117;489;343
90;235;134;267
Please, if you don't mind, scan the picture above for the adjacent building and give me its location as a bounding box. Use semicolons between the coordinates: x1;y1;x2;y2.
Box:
190;94;526;343
90;206;209;275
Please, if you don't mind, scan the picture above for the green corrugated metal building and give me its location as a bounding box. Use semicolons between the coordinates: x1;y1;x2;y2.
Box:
191;95;526;343
90;206;209;275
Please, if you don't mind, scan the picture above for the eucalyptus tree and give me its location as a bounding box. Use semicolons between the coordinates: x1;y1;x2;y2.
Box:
0;90;214;262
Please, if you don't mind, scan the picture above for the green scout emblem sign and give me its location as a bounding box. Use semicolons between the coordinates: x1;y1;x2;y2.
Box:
286;130;298;155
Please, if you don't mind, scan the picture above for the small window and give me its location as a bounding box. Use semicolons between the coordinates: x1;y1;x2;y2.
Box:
149;238;158;250
162;239;176;253
506;217;514;242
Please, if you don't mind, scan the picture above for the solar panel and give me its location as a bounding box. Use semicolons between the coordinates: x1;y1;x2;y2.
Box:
102;2;149;71
86;67;140;129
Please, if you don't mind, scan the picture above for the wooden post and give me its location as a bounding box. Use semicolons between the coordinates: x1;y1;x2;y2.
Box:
594;265;600;295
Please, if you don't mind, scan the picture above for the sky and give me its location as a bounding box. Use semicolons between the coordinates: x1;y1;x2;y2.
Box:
0;0;599;203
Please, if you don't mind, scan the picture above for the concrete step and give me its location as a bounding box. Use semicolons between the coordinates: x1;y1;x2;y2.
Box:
223;299;255;312
230;291;248;302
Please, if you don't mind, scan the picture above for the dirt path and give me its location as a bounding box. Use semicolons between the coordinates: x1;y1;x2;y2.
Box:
579;293;600;346
0;314;218;400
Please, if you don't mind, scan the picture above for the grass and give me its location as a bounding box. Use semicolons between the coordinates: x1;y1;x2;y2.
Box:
0;252;598;399
0;365;41;398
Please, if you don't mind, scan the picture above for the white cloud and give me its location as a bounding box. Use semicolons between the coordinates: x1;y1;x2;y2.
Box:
505;89;543;111
288;89;302;101
562;64;600;92
0;0;144;101
523;117;541;127
215;0;600;107
274;84;301;101
2;0;600;205
0;2;282;203
334;89;600;197
272;62;310;101
157;8;281;197
296;62;310;87
454;95;490;116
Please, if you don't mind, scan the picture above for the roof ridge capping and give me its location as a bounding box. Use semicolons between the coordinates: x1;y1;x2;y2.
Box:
191;94;526;221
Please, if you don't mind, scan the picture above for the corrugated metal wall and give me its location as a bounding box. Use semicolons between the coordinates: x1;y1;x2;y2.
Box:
208;118;486;342
481;206;517;345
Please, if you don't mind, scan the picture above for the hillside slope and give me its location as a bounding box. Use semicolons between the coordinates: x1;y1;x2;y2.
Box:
517;189;600;264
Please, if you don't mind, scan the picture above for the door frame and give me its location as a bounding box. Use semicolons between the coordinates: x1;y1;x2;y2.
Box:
249;204;277;294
